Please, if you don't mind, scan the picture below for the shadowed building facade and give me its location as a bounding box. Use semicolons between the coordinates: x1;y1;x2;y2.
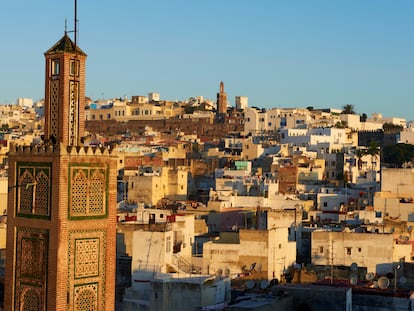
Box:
5;32;117;310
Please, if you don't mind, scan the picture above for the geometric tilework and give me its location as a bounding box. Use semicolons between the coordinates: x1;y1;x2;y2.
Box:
20;287;41;311
15;228;48;311
68;230;106;310
69;164;107;219
50;79;59;140
20;237;44;279
75;238;100;279
69;81;79;146
74;283;98;311
17;163;51;218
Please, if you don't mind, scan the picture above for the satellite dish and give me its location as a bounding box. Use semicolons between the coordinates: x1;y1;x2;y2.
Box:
246;280;255;289
365;272;375;281
408;226;412;232
390;227;395;233
350;263;358;271
350;275;358;286
259;280;269;289
400;276;407;284
378;277;390;289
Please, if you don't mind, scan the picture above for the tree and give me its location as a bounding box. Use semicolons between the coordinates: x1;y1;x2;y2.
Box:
366;142;380;171
382;143;414;167
335;121;348;128
360;113;367;122
355;148;365;170
341;104;355;115
383;122;403;133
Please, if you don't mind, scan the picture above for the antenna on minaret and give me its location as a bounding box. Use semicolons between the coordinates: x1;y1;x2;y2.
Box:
74;0;78;50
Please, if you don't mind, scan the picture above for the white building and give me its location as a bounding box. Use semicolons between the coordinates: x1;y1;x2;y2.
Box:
235;96;248;110
312;231;397;274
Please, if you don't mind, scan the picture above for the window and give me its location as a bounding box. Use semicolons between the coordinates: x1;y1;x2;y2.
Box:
319;246;324;253
323;202;328;207
358;248;362;252
51;59;60;75
346;247;352;255
70;59;80;76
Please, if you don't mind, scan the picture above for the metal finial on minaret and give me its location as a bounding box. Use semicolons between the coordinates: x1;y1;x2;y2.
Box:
65;18;68;35
74;0;78;49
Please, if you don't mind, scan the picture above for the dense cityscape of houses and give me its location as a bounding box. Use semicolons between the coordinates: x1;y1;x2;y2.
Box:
2;88;414;310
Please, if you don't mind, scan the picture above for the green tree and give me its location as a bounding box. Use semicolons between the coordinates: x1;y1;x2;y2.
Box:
355;148;366;170
360;113;367;122
366;142;380;171
382;143;414;167
341;104;355;114
383;122;403;132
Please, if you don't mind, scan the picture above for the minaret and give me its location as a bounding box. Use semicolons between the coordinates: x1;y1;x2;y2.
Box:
217;81;228;115
43;32;86;146
5;7;117;311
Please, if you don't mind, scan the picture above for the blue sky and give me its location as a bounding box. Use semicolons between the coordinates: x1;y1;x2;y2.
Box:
1;1;413;120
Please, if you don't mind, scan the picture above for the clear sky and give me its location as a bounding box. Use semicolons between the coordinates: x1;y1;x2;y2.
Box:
1;1;413;120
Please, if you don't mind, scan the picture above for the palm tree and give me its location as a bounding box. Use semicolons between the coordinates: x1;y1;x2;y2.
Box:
367;141;380;171
341;104;355;115
355;148;365;170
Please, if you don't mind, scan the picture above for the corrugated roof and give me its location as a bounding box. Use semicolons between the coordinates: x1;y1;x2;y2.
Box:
44;33;86;56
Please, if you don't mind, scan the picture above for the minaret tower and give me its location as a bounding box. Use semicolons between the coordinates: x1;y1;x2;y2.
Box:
43;30;86;146
5;3;117;310
217;81;228;115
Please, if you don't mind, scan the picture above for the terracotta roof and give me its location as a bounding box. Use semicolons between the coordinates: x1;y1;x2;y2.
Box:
44;33;86;56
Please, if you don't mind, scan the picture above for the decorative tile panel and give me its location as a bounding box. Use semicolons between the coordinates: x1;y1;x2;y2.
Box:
16;163;51;219
74;283;98;311
69;164;108;219
14;228;48;311
68;230;106;310
19;286;41;311
69;81;79;146
50;79;59;139
75;238;100;279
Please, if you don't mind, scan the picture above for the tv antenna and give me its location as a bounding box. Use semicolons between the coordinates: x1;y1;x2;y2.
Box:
65;0;79;49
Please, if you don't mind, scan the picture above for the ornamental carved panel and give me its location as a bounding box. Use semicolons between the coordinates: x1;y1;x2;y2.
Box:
69;164;108;219
14;228;48;311
68;230;106;311
16;163;51;218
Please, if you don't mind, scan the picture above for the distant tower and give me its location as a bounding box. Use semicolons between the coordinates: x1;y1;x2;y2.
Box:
5;9;117;311
217;81;228;115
